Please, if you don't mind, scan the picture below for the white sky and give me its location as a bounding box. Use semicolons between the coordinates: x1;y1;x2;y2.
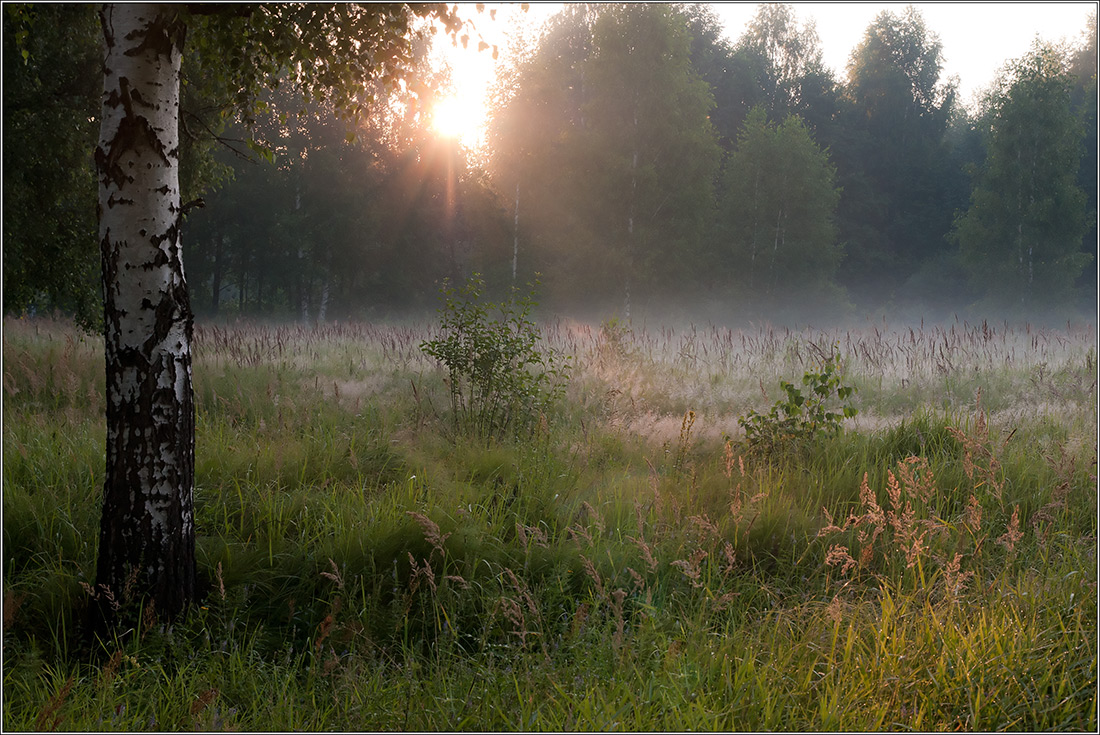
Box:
710;2;1097;108
432;2;1097;146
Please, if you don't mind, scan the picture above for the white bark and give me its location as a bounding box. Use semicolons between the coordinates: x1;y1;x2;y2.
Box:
95;2;196;625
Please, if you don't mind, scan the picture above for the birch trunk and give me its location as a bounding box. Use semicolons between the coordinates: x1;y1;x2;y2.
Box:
93;3;196;631
512;181;520;286
211;234;223;315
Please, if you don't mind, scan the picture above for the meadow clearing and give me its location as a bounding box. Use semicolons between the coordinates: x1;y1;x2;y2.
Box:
2;312;1096;731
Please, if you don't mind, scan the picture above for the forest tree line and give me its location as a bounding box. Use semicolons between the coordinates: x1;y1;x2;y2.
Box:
4;3;1097;326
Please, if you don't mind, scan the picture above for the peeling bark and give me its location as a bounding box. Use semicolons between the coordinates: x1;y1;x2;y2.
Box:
93;3;195;635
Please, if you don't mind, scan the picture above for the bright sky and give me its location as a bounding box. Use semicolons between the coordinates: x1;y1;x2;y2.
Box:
711;2;1097;107
430;2;1097;148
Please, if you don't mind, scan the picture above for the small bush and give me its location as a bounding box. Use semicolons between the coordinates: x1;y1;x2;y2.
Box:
739;352;857;457
420;274;570;443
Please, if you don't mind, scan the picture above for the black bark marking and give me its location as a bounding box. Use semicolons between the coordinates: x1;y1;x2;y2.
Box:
123;12;185;61
106;194;135;208
98;76;174;193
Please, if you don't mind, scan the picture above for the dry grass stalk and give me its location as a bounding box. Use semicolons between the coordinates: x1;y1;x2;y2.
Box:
443;574;470;589
628;534;658;573
98;649;124;690
947;390;1009;501
79;581;120;613
567;523;593;545
406;511;451;560
997;505;1023;553
729;486;744;523
963;495;983;534
893;456;936;504
688;513;720;541
671;549;708;588
942;553;975;597
580;556;604;598
407;553;436;595
721;541;738;576
581;501;605;536
674;410;696;472
711;590;740;611
500;597;527;641
502;568;538;617
190;687;220;716
722;439;736;479
856;472;886;545
320;558;345;590
571;602;590;637
817;507;846;538
825;545;858;575
314;614;335;652
611;589;627;649
33;675;74;732
825;595;845;625
140;600;157;639
516;522;549;549
216;561;226;600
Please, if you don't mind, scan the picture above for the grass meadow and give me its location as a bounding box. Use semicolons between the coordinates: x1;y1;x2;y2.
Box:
2;313;1097;731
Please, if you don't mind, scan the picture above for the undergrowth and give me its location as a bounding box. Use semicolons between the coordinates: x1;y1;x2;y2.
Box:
2;316;1096;731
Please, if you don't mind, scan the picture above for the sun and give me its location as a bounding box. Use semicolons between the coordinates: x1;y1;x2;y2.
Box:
431;94;484;145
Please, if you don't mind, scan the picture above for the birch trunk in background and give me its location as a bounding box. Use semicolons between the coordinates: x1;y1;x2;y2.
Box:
93;3;196;630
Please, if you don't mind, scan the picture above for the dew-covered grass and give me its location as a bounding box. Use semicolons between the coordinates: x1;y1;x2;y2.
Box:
3;315;1096;731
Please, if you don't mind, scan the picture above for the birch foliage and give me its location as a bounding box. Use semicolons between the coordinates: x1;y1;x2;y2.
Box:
953;41;1091;310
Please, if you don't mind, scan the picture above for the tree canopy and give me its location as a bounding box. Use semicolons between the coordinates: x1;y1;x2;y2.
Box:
5;3;1097;327
954;40;1091;312
718;107;842;316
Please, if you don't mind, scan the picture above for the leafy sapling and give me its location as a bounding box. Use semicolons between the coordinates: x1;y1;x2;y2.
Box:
739;351;858;456
420;274;570;443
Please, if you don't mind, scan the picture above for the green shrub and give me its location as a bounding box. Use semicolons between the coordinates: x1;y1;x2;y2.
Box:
739;352;857;457
420;275;570;443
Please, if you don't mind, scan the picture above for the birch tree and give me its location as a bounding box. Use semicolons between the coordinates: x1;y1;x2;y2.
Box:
839;6;960;304
953;41;1090;310
719;106;842;310
487;4;718;311
91;2;460;635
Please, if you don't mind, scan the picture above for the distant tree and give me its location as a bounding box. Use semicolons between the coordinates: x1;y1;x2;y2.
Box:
836;6;962;307
3;4;101;327
953;41;1090;311
688;3;840;154
583;3;720;313
486;4;599;294
735;3;828;120
1068;11;1098;309
718;107;843;313
488;3;719;313
677;3;743;150
184;67;511;319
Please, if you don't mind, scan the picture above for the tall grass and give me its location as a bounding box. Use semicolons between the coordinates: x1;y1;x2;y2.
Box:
3;315;1096;731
